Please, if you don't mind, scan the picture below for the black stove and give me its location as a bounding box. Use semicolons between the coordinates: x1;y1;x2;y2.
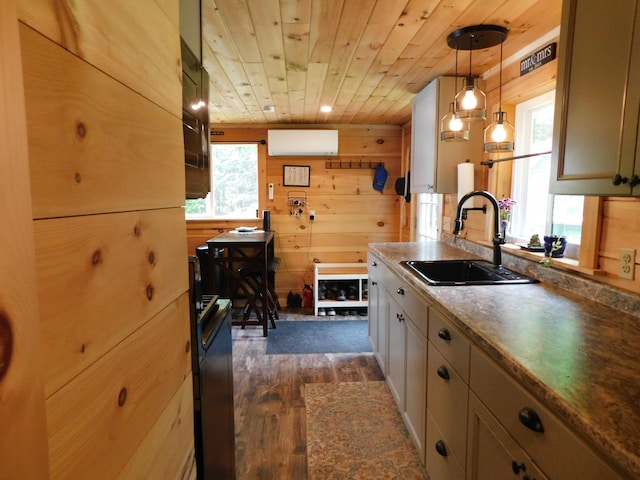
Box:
188;256;235;479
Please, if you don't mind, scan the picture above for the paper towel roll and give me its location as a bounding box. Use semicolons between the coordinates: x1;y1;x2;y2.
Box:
457;162;475;205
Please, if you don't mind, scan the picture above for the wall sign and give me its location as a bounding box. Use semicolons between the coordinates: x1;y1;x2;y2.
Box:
283;165;311;186
520;42;557;76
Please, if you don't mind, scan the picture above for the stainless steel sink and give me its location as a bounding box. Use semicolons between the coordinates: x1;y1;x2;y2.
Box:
400;260;540;286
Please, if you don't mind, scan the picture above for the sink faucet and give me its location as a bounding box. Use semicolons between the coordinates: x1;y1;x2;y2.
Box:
453;190;502;267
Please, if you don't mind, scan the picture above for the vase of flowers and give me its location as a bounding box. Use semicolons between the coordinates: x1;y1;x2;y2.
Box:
498;197;516;242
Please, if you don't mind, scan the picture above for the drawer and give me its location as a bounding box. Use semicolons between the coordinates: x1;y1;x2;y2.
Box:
427;343;469;466
368;253;394;291
428;309;470;381
470;347;629;480
426;411;465;480
388;281;428;338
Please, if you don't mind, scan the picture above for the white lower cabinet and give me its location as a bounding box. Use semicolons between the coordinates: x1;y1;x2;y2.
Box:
386;298;406;406
368;254;427;462
386;287;428;463
467;392;549;480
368;251;632;480
469;347;629;480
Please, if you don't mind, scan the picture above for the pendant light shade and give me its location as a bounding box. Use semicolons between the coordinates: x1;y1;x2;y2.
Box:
455;75;486;121
441;102;470;141
484;111;514;152
483;35;514;153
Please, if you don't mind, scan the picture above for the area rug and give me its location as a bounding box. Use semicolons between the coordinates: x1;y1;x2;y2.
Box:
305;381;427;480
265;320;372;354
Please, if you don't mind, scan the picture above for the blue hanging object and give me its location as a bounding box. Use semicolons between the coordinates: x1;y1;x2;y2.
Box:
373;164;388;191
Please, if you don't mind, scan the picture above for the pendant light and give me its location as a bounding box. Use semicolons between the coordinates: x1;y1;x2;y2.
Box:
441;46;470;141
447;25;508;123
484;38;515;153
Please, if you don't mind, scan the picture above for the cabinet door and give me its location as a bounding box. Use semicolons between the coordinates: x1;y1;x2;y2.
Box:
386;297;406;409
551;0;640;195
467;393;549;480
368;270;380;351
411;80;437;193
405;317;427;463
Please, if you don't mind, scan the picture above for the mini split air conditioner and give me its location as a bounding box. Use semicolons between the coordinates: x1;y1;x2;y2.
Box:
268;129;338;156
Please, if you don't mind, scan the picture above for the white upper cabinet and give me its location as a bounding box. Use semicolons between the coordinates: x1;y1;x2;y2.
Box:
411;76;483;193
550;0;640;195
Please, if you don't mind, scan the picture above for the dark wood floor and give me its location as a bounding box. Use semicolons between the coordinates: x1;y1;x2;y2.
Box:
232;317;384;480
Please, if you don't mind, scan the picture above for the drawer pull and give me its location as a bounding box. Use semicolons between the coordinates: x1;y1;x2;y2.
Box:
435;440;448;457
519;407;545;433
512;461;526;474
436;365;450;380
437;328;451;341
396;287;405;295
371;261;377;267
371;281;377;286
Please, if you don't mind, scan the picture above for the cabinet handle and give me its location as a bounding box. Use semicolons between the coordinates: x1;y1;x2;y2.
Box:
435;440;448;457
437;328;451;341
371;261;377;267
518;407;545;433
630;175;640;187
436;365;450;380
396;313;404;323
396;287;405;295
512;461;526;474
371;281;377;286
612;174;629;185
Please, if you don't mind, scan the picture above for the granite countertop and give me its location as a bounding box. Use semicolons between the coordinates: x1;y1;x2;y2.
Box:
369;240;640;479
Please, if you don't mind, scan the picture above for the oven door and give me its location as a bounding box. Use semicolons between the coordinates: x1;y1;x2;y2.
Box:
196;299;235;480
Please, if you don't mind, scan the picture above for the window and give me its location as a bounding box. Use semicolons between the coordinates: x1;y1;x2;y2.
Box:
510;92;583;257
185;143;259;219
416;193;442;241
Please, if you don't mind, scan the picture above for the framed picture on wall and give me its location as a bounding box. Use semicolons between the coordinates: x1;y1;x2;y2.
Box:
283;165;311;187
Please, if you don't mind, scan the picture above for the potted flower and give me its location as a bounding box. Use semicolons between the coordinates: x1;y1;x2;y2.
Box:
498;197;516;241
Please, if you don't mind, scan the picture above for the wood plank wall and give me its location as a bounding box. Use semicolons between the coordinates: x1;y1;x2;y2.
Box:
186;125;402;303
13;2;195;478
0;2;49;478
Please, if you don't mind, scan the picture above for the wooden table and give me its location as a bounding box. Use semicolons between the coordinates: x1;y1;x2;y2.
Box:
207;231;274;337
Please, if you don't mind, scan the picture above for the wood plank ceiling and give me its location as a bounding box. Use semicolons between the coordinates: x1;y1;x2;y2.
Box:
202;0;561;125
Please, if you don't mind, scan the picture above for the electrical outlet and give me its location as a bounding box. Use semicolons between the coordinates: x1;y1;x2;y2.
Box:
619;248;636;280
309;210;316;221
268;183;274;200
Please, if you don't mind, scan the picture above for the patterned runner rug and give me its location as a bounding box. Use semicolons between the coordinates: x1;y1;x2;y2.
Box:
305;381;428;480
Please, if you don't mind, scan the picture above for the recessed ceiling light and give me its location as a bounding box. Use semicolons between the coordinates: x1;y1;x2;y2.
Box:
263;105;275;113
320;105;332;113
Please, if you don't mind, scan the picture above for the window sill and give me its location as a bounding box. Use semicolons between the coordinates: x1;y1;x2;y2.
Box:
501;243;606;277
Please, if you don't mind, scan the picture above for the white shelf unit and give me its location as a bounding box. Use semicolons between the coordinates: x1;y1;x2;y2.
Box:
314;263;368;316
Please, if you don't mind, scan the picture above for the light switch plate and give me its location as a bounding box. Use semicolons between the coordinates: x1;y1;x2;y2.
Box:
619;248;636;280
268;183;274;200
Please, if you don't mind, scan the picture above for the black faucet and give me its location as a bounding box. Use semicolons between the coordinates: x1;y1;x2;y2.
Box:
453;190;503;267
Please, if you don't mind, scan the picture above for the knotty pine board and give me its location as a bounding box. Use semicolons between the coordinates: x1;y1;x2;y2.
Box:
0;2;49;478
34;208;188;397
20;24;184;219
17;0;181;117
45;293;191;480
117;376;196;480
